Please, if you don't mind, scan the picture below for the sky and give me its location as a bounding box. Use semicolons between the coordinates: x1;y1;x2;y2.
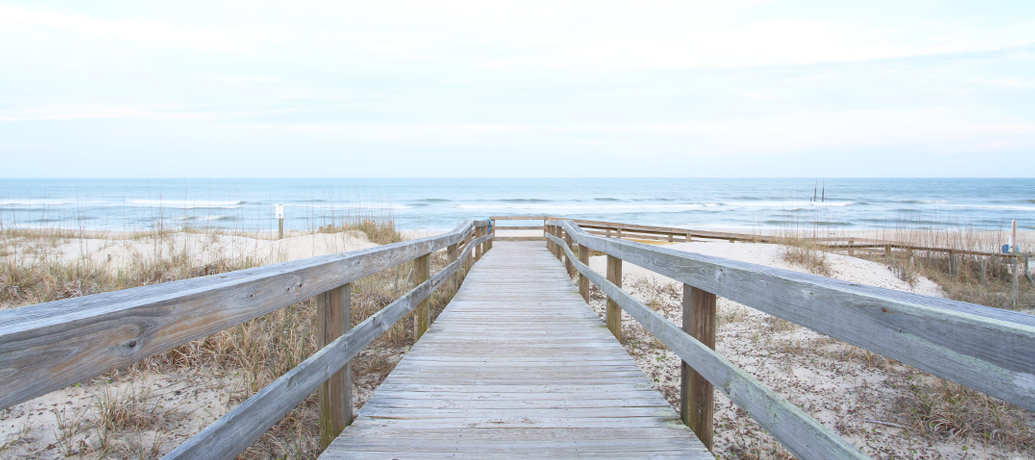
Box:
1;1;1033;178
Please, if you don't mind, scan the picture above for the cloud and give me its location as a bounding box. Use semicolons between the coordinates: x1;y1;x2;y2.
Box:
0;5;251;53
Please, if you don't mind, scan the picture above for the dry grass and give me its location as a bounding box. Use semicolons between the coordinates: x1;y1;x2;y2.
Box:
904;378;1035;449
0;214;464;459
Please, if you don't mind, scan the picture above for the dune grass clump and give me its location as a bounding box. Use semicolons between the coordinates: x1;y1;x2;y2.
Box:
905;378;1035;450
0;210;464;459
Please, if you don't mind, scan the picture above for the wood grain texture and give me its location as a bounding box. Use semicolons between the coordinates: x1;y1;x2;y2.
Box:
606;254;623;342
683;285;716;451
564;232;575;276
547;234;867;460
321;242;709;460
550;220;1035;412
413;254;430;341
0;221;476;411
318;284;351;449
578;244;590;302
161;231;491;460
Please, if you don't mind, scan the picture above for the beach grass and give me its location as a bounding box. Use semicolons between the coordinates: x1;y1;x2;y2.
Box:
0;206;464;459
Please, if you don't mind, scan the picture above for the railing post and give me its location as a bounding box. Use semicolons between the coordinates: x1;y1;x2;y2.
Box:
464;230;473;274
475;226;484;261
318;284;352;449
488;219;494;251
564;232;575;276
447;242;458;296
413;253;430;341
578;244;590;302
606;255;622;341
558;228;566;262
546;224;555;254
616;227;623;239
681;285;716;452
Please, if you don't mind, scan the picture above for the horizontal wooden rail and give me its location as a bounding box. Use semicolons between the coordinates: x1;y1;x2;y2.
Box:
489;215;550;221
546;231;866;460
162;231;491;460
493;225;544;231
509;215;1028;260
548;220;1035;412
0;221;477;411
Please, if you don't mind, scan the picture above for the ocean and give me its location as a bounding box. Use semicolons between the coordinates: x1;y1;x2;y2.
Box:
1;178;1032;233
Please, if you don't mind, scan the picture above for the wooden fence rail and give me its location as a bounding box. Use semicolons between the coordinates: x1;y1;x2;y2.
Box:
493;215;1030;262
0;220;493;460
546;219;1035;459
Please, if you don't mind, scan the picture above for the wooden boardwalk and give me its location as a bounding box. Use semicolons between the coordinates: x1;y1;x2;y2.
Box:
322;241;710;459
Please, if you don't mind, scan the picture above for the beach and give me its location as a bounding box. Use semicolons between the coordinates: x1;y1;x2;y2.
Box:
2;220;1033;458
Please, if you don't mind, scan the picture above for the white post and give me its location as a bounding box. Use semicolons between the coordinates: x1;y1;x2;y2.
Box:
1013;220;1019;309
276;204;285;240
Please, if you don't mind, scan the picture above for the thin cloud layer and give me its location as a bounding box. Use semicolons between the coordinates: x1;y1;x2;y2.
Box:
0;1;1033;177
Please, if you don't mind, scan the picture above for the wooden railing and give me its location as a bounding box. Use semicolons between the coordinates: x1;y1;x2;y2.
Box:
0;220;493;460
495;215;1031;263
545;219;1035;460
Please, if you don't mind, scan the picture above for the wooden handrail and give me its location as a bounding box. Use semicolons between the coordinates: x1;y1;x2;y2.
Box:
492;215;1029;260
0;221;481;411
546;219;1035;459
162;230;492;460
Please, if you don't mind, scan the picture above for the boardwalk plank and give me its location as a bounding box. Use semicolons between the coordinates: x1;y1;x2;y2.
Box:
321;241;711;459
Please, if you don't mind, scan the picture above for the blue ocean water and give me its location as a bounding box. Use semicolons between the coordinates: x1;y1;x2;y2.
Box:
0;178;1032;232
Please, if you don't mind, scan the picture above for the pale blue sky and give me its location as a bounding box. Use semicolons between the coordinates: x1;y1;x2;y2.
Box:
1;1;1033;177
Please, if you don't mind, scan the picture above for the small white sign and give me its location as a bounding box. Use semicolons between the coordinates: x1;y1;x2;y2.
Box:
275;204;284;219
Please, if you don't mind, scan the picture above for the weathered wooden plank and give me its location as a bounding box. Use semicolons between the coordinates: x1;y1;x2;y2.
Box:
489;215;551;221
318;284;351;449
161;231;490;460
682;285;716;452
323;241;708;459
0;221;476;411
549;235;866;460
551;220;1035;412
606;254;622;341
413;254;430;341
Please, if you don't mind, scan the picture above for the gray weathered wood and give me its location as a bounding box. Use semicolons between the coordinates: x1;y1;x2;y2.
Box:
606;254;623;342
318;284;351;449
493;225;545;230
564;231;575;276
0;221;476;411
550;220;1035;413
549;235;866;460
322;242;709;459
682;285;716;451
579;244;590;302
489;215;551;221
161;231;490;460
413;254;430;341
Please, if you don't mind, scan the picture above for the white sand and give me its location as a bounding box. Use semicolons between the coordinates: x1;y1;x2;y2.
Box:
3;230;378;268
